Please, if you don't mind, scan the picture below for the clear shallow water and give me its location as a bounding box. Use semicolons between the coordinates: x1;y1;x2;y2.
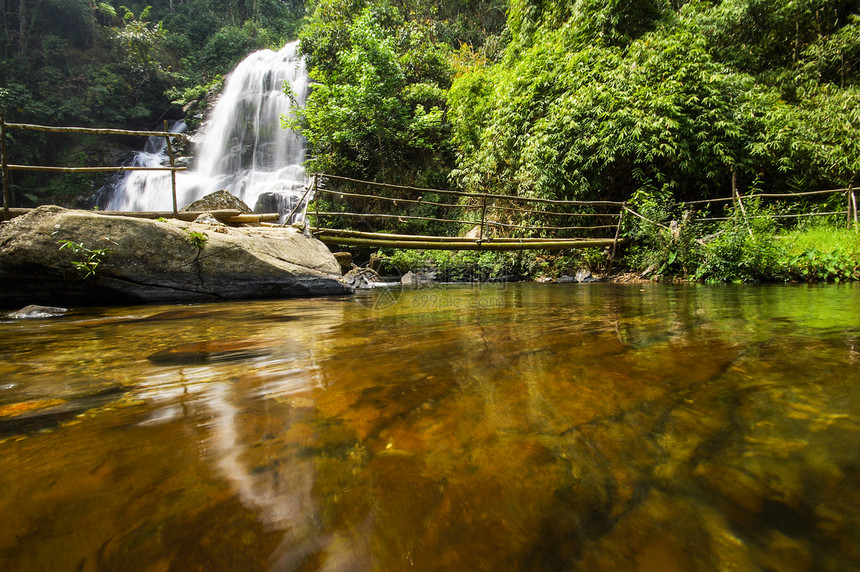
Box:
0;283;858;571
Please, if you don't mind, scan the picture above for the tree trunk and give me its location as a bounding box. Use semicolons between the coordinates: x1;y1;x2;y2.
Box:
18;0;24;55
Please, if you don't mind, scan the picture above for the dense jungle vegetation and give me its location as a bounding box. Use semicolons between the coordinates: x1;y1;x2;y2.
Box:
2;0;859;280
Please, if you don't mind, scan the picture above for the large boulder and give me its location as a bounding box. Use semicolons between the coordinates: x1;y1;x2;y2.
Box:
0;206;351;307
180;190;253;214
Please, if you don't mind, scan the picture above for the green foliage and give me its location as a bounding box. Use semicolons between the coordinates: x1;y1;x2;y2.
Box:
781;223;860;281
56;239;112;279
694;202;786;283
293;0;454;185
623;195;860;283
184;229;209;249
378;248;518;281
450;0;860;211
376;245;608;281
155;217;168;222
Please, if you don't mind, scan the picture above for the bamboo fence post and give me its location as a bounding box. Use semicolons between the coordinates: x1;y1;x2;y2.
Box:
163;120;178;219
848;190;852;229
734;185;754;238
314;175;320;232
608;202;625;273
284;175;315;226
478;193;488;244
0;114;10;220
851;184;858;231
731;166;738;209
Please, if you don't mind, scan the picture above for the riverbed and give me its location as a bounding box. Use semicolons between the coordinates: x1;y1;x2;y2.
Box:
1;283;858;570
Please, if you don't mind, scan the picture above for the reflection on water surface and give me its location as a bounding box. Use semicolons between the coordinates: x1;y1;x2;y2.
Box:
0;283;858;571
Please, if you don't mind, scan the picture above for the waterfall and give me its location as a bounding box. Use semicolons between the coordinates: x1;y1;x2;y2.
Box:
105;41;310;219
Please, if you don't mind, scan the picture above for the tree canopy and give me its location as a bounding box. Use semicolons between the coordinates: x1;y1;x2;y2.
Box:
1;0;858;207
448;0;860;203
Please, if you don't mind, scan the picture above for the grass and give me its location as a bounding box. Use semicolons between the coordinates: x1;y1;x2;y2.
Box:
781;224;860;258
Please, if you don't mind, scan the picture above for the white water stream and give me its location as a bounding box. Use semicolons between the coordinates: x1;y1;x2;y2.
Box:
105;41;310;217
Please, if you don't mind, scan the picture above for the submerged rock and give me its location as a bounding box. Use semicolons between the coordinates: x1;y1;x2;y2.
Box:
147;337;284;365
0;206;351;306
6;304;69;319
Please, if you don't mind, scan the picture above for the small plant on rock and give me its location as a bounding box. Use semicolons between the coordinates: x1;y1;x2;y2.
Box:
56;240;112;279
184;229;209;249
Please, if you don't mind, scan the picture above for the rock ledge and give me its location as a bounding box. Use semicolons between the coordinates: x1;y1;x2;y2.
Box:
0;206;351;307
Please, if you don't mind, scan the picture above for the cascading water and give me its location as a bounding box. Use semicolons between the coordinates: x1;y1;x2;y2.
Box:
105;41;310;219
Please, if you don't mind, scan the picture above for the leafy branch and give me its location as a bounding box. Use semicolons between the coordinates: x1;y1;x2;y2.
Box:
56;240;113;279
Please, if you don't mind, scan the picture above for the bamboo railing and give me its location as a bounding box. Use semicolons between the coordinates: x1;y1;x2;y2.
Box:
302;173;857;254
1;116;188;220
680;186;858;230
305;174;627;252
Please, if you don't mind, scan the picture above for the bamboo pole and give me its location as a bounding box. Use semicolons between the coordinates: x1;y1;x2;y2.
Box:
315;187;470;211
3;122;189;139
608;203;626;273
849;185;860;231
314;228;609;244
314;178;320;230
732;167;738;209
164;120;179;219
285;175;315;226
487;203;620;218
316;186;622;217
319;173;625;206
0;208;242;221
5;165;187;173
224;213;280;223
622;206;673;232
683;188;850;206
478;193;488;242
734;184;754;238
700;210;849;222
313;210;618;232
317;235;624;251
1;114;10;220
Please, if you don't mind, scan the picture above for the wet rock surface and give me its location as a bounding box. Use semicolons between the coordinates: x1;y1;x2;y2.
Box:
5;305;70;319
0;206;351;306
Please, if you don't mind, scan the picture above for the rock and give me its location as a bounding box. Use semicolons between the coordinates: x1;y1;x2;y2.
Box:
332;252;354;274
180;190;253;214
6;304;69;319
0;206;352;306
193;213;227;227
253;189;304;216
575;268;599;283
343;267;385;289
463;225;487;240
401;270;436;285
556;269;598;283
